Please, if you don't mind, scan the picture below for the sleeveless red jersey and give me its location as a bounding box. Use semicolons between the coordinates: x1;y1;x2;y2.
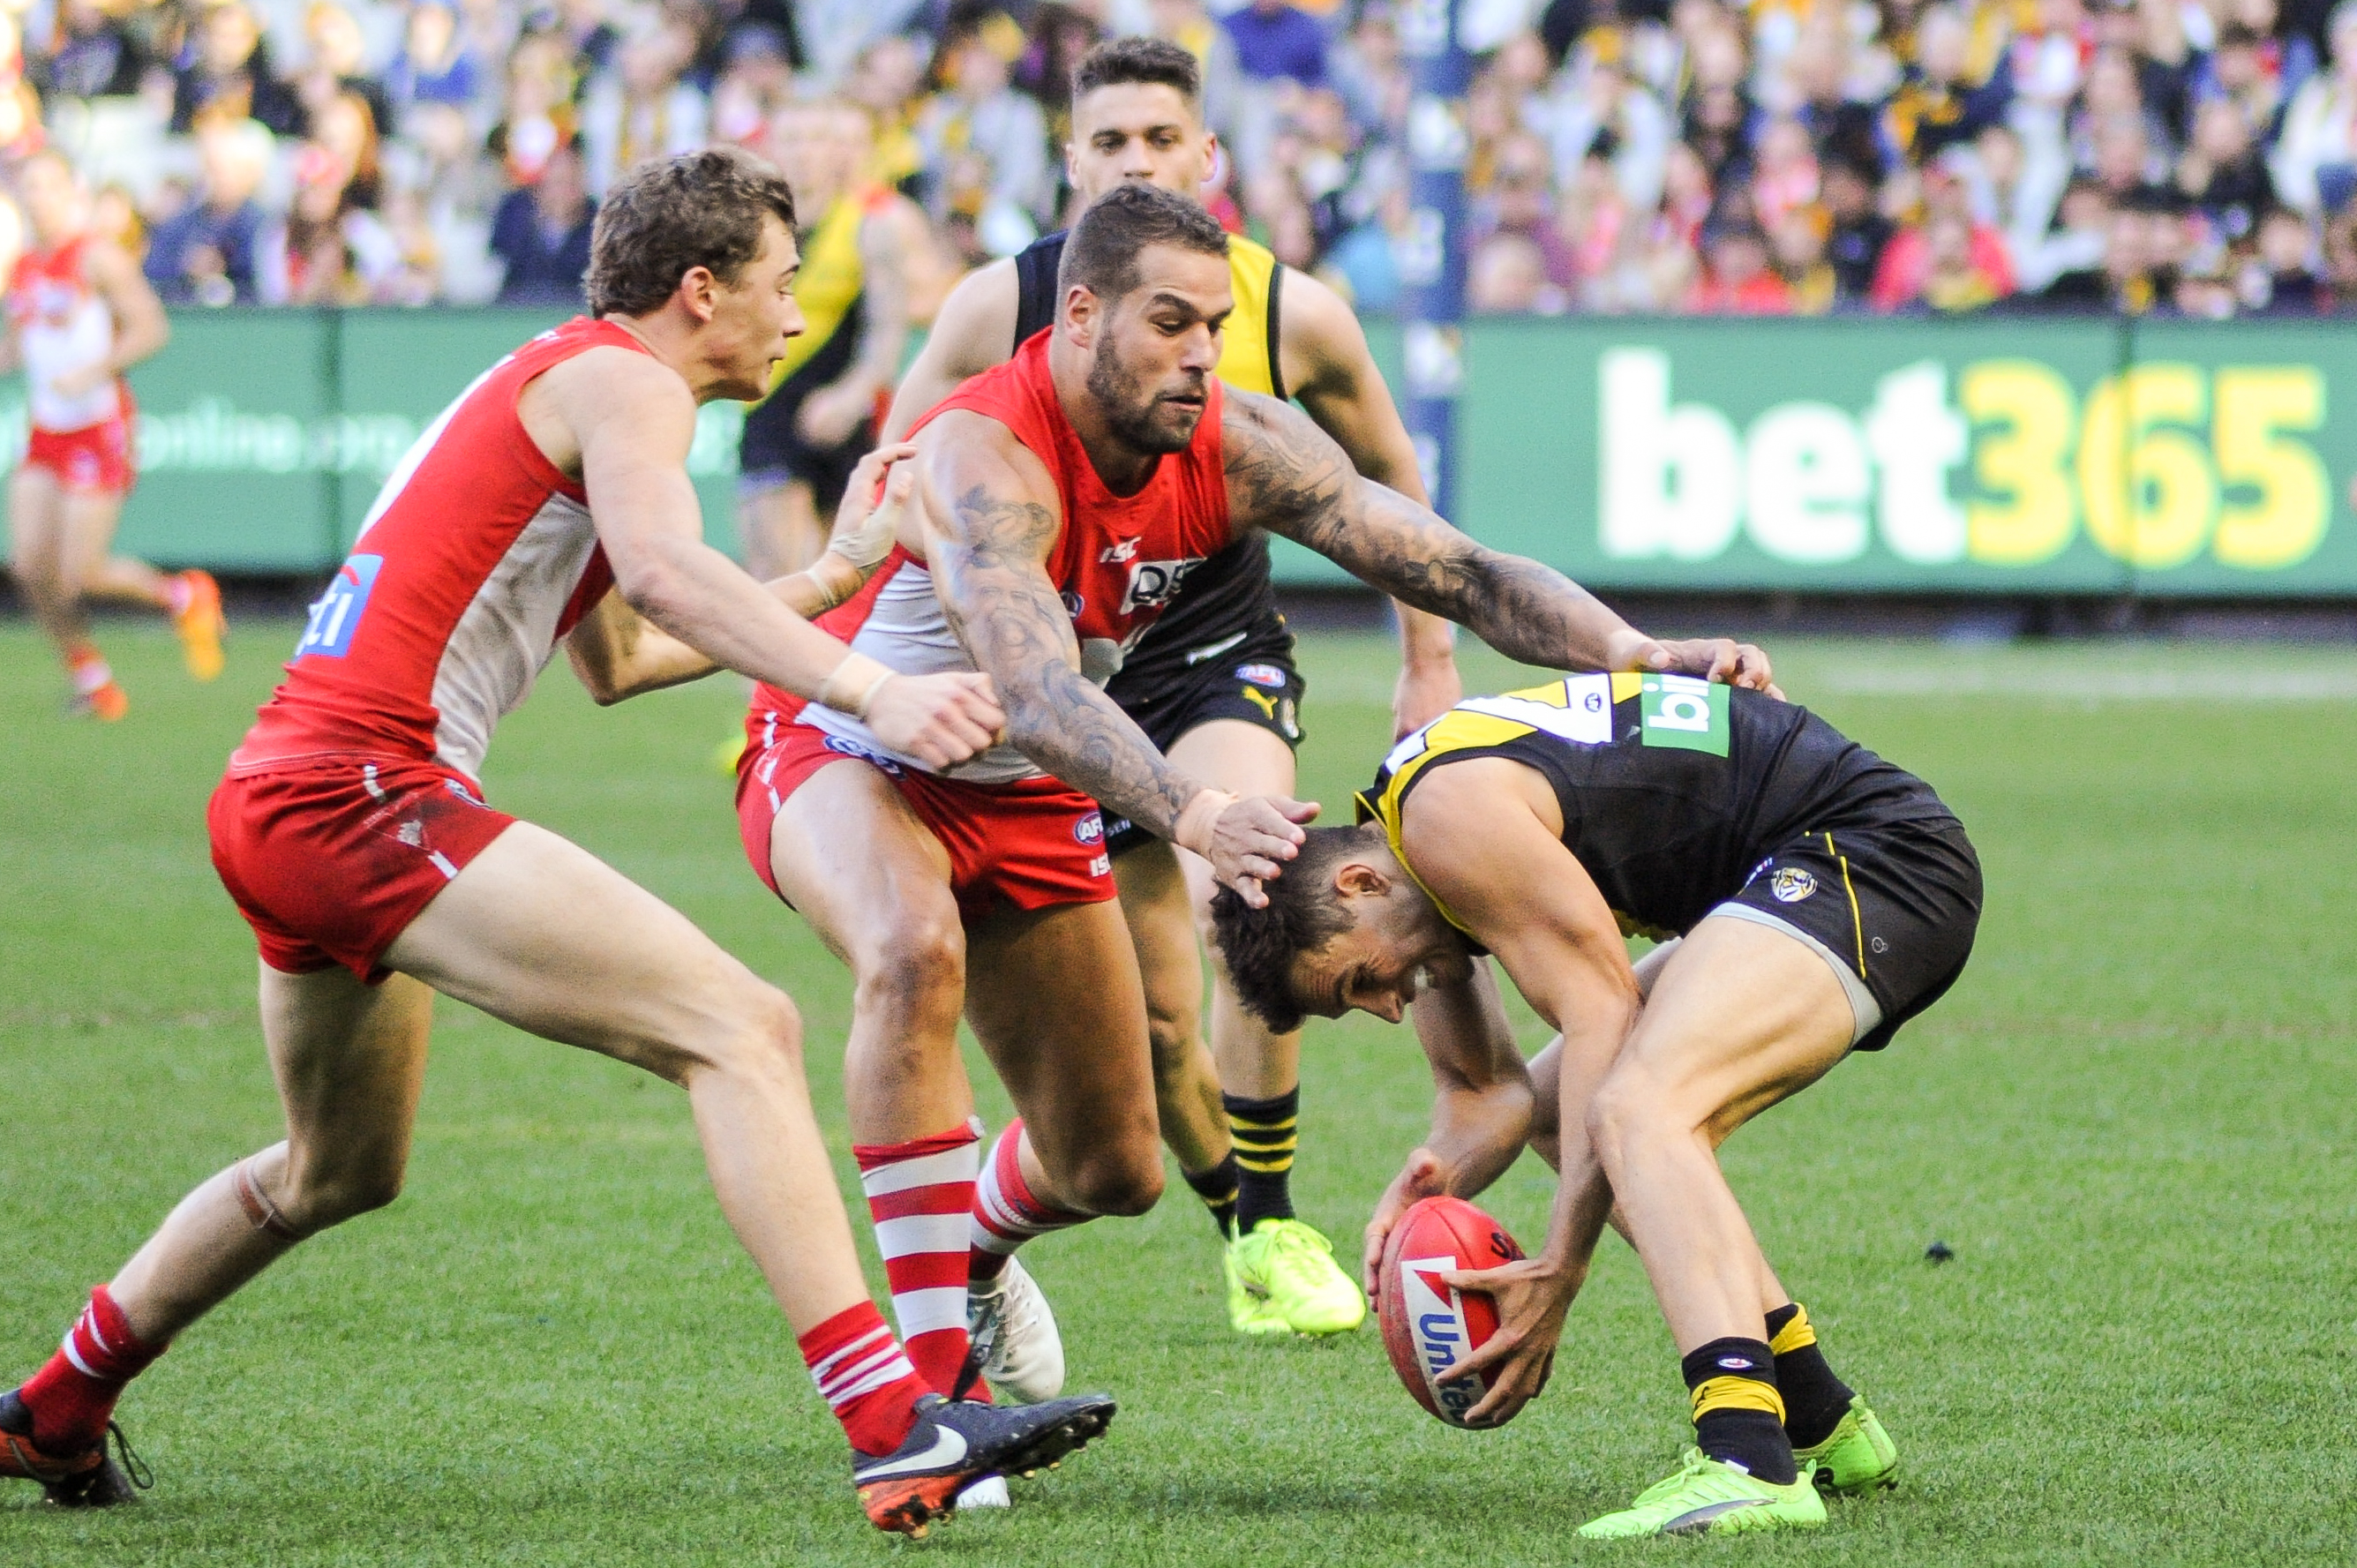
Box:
757;327;1234;782
8;235;129;434
234;317;635;784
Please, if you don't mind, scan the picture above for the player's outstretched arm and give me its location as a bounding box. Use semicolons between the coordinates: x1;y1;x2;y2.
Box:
1222;392;1775;690
541;350;1002;768
1280;270;1462;734
1362;961;1535;1295
1392;761;1646;1427
567;444;924;703
917;416;1314;904
878;258;1020;442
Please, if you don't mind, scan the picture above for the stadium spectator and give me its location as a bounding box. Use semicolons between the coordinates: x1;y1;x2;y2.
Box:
170;2;306;138
385;1;484;131
39;0;150;101
1225;0;1330;88
291;4;394;143
142;116;272;304
488;138;594;302
915;11;1049;252
580;19;708;196
1686;218;1793;311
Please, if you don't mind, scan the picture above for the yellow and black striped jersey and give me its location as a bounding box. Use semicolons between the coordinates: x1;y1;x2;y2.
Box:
1355;676;1948;941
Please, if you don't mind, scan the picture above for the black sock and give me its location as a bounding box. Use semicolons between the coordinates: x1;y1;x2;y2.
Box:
1681;1337;1797;1485
1223;1088;1299;1233
1182;1152;1240;1238
1765;1302;1855;1450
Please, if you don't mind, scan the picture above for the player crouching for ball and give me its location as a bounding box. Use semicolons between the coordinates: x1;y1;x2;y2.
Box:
1209;674;1981;1537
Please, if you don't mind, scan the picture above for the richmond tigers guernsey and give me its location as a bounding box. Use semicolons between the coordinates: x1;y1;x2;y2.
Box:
1357;676;1957;942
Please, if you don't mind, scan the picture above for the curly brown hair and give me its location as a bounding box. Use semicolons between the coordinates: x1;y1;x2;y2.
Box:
587;146;797;319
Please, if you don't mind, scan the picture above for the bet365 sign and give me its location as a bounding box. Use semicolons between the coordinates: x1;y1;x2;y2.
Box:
1599;347;2328;576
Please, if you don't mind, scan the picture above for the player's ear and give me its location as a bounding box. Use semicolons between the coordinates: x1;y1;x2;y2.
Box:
1062;284;1099;348
678;264;720;325
1334;861;1392;899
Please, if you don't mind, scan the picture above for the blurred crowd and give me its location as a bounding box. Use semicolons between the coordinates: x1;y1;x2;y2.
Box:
2;0;2354;314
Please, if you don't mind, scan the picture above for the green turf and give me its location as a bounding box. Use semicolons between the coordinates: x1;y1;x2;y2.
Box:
3;620;2353;1564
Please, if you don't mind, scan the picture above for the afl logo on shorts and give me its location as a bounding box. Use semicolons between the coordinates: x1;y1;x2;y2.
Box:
1769;867;1818;903
1236;664;1286;688
824;735;904;776
1074;811;1105;845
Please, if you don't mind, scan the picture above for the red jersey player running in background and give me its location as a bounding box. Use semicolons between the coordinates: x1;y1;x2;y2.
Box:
4;149;221;719
1;148;1111;1537
726;184;1774;1417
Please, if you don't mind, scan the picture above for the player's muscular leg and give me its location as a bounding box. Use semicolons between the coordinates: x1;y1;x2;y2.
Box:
383;820;875;1331
1114;841;1225;1172
57;491;170;609
1167;721;1303;1098
106;965;433;1346
1584;915;1855;1354
765;761;974;1141
964;903;1163;1218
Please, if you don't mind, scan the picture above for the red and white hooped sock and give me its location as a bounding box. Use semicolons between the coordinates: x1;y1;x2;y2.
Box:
855;1119;983;1397
796;1302;930;1458
17;1284;164;1453
969;1119;1090;1281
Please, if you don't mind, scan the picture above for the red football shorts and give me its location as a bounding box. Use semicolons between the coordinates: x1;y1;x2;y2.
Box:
736;718;1114;924
208;755;516;982
25;412;135;496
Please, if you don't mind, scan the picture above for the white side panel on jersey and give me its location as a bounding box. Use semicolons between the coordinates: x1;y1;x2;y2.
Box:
429;492;599;779
796;559;1047;784
1457;676;1616;746
24;292;119;431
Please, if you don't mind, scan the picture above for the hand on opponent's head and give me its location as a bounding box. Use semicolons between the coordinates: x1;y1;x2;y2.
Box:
1609;631;1781;699
1177;791;1320;908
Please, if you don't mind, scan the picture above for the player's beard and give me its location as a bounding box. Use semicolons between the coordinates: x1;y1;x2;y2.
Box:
1088;332;1205;454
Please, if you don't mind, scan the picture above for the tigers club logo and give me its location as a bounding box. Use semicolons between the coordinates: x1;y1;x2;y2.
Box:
1770;867;1817;903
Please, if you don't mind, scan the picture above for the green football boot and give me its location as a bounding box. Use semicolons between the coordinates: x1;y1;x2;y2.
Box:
1794;1395;1899;1495
1227;1219;1367;1336
1222;1231;1290;1336
1578;1449;1828;1539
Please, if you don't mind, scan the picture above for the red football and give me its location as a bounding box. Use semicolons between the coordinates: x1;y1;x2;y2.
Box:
1377;1195;1526;1428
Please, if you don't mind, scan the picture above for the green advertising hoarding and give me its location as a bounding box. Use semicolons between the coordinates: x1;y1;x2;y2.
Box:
4;308;2354;595
1295;314;2357;596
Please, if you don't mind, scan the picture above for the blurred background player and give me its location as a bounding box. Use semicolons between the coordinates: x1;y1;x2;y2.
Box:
4;149;219;720
886;37;1462;1341
737;97;910;583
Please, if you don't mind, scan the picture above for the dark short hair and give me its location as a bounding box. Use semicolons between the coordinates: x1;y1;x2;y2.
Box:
1058;181;1228;308
1207;828;1372;1035
1073;36;1202;106
587;146;797;318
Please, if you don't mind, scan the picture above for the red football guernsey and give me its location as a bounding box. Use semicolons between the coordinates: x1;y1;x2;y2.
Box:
754;327;1234;781
233;318;635;785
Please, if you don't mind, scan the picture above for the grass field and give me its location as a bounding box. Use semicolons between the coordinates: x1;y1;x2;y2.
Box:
3;619;2353;1565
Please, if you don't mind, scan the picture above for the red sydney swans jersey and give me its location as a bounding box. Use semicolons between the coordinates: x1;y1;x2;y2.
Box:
234;318;634;784
758;327;1235;782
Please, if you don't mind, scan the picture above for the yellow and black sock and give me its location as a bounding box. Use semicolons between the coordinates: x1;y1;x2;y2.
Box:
1681;1337;1797;1484
1223;1088;1298;1233
1182;1152;1240;1238
1765;1302;1855;1449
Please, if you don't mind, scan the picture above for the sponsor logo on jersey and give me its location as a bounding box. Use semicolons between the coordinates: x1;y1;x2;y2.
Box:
296;553;385;659
1236;663;1287;688
1118;557;1205;616
1770;867;1817;903
1089;853;1111;876
1637;673;1730;755
1240;686;1280;721
1102;816;1133;840
1073;811;1105;845
1099;537;1141;564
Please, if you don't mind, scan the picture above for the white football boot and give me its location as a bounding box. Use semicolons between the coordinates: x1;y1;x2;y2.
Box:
966;1257;1066;1404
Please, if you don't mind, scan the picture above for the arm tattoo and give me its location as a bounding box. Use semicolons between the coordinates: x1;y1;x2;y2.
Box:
1223;396;1636;671
930;480;1201;834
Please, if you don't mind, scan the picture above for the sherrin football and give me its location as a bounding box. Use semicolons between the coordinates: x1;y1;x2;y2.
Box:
1377;1195;1526;1428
